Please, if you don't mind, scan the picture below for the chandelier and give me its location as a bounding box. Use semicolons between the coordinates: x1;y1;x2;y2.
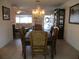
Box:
32;0;45;17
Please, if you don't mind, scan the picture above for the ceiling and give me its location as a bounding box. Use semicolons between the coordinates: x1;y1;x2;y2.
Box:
9;0;68;14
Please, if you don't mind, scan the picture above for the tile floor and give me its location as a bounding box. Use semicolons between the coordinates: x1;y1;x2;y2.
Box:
0;39;79;59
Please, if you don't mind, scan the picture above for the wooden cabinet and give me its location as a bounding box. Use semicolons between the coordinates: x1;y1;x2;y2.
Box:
54;9;65;39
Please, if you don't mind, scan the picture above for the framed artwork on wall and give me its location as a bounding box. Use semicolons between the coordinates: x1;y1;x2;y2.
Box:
69;3;79;24
2;6;10;20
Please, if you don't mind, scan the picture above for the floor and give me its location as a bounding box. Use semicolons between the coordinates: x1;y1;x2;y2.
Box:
0;39;79;59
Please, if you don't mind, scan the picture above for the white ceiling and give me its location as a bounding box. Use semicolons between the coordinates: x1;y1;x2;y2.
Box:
9;0;68;14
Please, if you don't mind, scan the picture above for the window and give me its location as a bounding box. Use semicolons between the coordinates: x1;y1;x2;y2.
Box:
44;15;54;30
16;15;32;23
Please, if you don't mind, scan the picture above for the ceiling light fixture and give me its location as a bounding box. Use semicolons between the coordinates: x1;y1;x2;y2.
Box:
32;0;45;17
17;10;22;14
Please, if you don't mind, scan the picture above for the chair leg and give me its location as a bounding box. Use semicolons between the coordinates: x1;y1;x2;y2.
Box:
32;54;35;59
51;48;54;59
32;54;33;59
51;42;54;59
54;40;56;55
54;47;56;55
44;54;46;59
22;47;26;59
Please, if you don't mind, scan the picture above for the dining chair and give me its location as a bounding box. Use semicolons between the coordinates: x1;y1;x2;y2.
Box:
51;27;59;56
30;30;48;59
33;24;42;30
20;26;30;59
20;26;27;59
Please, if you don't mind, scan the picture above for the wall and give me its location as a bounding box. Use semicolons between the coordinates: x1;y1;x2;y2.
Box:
11;7;52;29
63;0;79;51
0;0;13;48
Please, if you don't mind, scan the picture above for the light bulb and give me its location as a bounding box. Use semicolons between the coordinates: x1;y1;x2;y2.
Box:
17;10;22;14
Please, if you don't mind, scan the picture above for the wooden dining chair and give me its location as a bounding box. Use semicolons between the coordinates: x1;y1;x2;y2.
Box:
33;24;42;30
20;26;26;59
20;26;30;59
51;27;59;56
30;30;48;59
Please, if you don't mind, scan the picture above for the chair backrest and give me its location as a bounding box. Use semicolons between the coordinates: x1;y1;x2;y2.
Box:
20;27;26;47
33;24;42;30
53;27;59;39
30;30;48;48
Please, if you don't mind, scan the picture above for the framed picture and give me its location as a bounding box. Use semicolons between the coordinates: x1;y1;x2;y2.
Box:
69;3;79;24
2;6;10;20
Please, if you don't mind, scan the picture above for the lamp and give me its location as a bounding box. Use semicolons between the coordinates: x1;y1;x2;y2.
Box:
17;10;22;14
32;0;45;17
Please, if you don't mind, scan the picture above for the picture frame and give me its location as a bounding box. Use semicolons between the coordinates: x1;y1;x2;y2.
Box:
2;6;10;20
69;3;79;24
